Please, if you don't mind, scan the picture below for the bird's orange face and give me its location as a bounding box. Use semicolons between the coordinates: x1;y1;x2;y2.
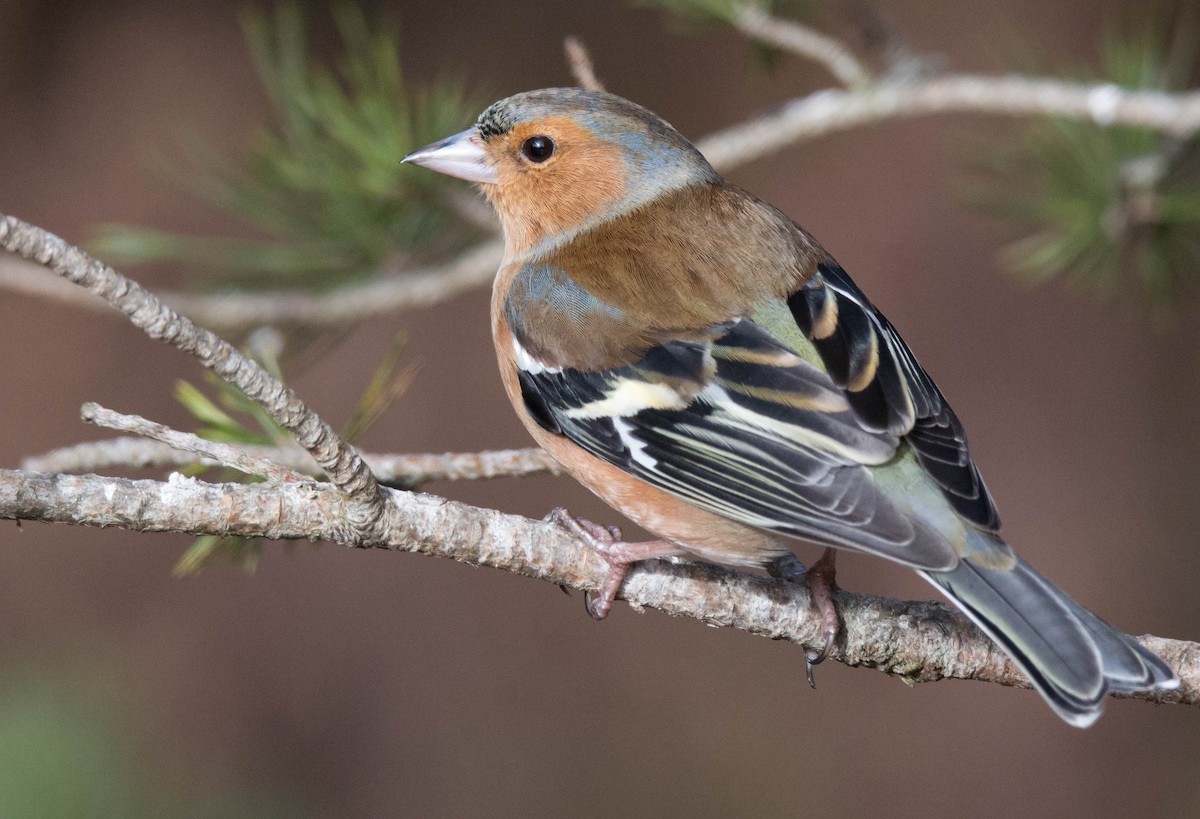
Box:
475;115;629;258
403;88;718;258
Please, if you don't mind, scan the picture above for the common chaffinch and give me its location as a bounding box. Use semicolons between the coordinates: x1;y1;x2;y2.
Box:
403;87;1177;726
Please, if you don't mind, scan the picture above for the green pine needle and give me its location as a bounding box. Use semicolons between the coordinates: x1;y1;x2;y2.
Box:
91;2;486;289
971;13;1200;310
341;333;416;444
172;332;412;575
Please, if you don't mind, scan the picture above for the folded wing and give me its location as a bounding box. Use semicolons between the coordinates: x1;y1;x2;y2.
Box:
515;318;958;570
787;262;1001;531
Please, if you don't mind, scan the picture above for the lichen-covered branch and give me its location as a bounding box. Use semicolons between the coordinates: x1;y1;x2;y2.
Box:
1;467;1195;709
21;436;558;488
0;215;388;541
81;403;309;483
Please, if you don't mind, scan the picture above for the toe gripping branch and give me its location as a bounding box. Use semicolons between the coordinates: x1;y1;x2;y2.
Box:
548;508;844;688
769;549;842;688
544;507;678;620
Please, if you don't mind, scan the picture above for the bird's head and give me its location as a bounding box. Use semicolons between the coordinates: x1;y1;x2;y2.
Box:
403;88;718;257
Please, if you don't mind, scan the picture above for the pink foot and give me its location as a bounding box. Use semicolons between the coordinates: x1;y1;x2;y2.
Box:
769;548;841;687
545;508;681;619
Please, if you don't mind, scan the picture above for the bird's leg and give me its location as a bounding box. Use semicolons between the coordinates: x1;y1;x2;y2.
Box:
544;507;681;620
768;548;841;688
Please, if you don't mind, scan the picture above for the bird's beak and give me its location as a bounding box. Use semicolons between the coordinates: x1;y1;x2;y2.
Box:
401;127;498;184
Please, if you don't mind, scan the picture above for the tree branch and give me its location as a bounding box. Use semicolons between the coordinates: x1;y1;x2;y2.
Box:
1;467;1195;708
21;436;558;488
80;403;310;483
0;214;388;540
730;1;871;88
0;239;502;329
696;75;1200;169
0;238;505;330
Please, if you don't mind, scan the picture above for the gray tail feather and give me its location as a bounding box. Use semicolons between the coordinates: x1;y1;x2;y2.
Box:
922;555;1177;727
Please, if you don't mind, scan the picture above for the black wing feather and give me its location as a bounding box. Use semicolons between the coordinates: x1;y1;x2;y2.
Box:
787;262;1001;531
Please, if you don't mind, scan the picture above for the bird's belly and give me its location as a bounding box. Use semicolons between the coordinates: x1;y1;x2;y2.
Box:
533;422;791;567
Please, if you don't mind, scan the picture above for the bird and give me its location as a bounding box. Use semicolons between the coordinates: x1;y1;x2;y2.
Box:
402;87;1177;726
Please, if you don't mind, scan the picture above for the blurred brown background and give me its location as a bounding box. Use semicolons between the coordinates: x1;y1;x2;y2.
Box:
2;0;1199;816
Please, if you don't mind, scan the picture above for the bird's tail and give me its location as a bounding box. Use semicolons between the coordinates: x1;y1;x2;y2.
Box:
921;545;1177;727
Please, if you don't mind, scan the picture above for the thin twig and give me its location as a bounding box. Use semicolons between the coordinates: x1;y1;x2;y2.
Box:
1;467;1195;711
20;436;559;487
0;215;388;541
565;36;605;92
730;2;871;87
79;403;309;483
697;75;1200;171
364;447;559;486
0;239;502;329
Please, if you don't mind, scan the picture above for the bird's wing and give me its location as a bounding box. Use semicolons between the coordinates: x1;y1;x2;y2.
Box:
786;262;1001;531
514;316;958;570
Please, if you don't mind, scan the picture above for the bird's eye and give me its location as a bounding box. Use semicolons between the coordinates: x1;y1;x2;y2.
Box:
520;135;556;163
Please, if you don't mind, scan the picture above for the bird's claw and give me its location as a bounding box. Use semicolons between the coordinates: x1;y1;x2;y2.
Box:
804;629;837;688
544;507;678;621
582;588;609;619
771;549;841;688
545;508;630;620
